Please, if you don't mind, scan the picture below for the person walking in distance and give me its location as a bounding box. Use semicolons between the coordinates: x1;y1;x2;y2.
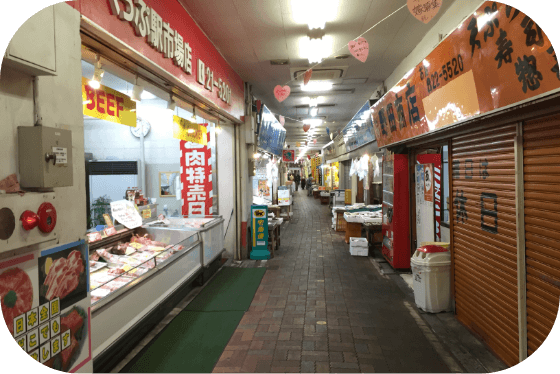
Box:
294;172;301;191
301;174;306;191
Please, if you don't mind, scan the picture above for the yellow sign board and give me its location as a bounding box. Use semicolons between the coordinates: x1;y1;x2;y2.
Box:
82;77;136;127
172;115;208;145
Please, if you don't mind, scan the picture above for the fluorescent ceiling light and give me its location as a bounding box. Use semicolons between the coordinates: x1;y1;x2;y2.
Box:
291;0;339;30
89;56;103;89
167;95;176;112
301;81;333;92
300;36;333;64
310;107;318;117
303;119;323;126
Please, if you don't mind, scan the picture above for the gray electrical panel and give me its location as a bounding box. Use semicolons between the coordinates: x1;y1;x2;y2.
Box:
18;126;73;188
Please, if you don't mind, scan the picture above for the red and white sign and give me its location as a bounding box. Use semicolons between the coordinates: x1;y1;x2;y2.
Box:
68;0;244;120
181;125;212;216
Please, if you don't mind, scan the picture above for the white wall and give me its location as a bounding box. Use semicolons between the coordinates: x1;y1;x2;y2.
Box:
217;125;237;258
384;0;484;90
0;3;84;247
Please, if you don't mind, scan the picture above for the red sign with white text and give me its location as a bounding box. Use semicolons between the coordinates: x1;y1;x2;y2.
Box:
68;0;244;121
181;125;212;216
371;1;560;147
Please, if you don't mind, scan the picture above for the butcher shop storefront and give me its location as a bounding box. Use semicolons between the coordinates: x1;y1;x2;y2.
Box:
69;0;245;371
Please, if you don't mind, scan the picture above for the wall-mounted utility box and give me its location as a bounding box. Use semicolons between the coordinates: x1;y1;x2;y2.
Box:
18;126;73;188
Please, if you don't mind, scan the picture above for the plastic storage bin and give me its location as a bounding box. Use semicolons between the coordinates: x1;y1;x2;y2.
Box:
411;245;452;313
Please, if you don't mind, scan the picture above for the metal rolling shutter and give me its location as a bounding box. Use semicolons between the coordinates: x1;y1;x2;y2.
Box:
523;114;560;356
343;160;351;190
451;123;519;367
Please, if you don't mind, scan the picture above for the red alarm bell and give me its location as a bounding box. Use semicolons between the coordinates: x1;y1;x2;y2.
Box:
37;202;57;233
20;210;39;231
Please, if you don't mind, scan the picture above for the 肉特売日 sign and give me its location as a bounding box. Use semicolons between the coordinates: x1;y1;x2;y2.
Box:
250;205;269;260
82;77;136;127
371;1;560;147
258;106;287;157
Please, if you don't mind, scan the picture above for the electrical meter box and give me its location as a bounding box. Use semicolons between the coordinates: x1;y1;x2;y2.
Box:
18;126;73;188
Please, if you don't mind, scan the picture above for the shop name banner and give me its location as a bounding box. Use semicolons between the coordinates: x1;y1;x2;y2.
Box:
257;105;287;157
341;101;376;153
371;1;560;147
172;115;208;145
82;77;136;127
282;150;295;162
69;0;244;119
181;134;212;216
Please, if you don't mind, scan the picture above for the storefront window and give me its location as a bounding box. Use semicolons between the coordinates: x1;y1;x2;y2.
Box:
81;57;218;228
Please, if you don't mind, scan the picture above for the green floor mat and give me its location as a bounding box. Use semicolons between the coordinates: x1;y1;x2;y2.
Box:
122;310;245;373
185;267;266;312
121;267;266;373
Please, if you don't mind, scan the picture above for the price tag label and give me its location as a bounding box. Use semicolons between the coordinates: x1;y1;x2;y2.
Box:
87;232;102;243
104;226;117;237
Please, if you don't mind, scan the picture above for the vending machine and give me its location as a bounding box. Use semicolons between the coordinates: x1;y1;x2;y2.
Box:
381;154;410;269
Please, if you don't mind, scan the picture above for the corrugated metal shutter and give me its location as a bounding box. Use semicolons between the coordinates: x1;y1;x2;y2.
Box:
451;123;519;367
343;160;351;190
523;114;560;357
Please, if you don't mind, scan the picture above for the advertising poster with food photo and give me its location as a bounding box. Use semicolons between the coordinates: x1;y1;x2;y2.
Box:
0;241;91;372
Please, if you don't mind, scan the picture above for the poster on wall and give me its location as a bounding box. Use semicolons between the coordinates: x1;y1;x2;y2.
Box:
0;241;92;372
371;1;560;148
258;180;270;198
416;165;435;245
181;125;213;216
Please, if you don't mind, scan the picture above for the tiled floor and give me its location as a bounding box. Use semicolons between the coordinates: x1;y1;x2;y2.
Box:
213;192;457;373
112;190;507;373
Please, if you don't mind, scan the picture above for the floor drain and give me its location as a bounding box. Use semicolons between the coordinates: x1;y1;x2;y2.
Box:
317;280;324;282
317;321;327;325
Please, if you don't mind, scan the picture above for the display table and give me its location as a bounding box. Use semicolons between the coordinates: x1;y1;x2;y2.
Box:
345;221;362;244
268;220;281;257
364;223;383;251
335;211;347;232
268;206;281;219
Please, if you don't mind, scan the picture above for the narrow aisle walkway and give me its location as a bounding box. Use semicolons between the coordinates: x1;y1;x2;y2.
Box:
213;192;453;373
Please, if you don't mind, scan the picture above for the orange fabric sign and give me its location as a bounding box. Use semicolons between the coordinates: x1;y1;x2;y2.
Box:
82;77;136;127
372;2;560;147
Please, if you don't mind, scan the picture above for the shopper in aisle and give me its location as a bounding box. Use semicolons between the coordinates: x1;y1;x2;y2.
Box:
307;176;314;196
294;172;301;191
301;175;306;191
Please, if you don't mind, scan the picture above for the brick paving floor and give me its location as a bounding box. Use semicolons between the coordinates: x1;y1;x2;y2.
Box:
213;191;454;373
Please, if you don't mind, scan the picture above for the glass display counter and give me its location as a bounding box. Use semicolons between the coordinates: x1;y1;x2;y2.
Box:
89;224;202;361
146;215;224;267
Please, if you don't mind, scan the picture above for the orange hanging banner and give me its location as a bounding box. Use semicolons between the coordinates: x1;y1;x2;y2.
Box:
372;1;560;148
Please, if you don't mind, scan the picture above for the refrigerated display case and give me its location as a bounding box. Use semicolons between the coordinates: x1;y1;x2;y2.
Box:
381;154;410;269
88;215;224;371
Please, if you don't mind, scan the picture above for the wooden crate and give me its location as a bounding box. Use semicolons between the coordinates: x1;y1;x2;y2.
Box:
345;222;362;244
335;212;347;232
320;195;329;205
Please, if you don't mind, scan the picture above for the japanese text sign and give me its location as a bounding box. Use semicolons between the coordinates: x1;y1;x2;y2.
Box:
173;115;208;145
251;206;269;250
282;150;295;162
82;77;136;127
372;2;560;147
181;127;212;216
110;200;142;229
341;101;376;153
68;0;244;119
258;105;287;157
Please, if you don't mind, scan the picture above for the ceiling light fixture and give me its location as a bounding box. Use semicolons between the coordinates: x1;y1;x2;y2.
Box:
301;81;333;92
88;55;104;89
310;107;318;117
302;35;333;64
131;76;143;102
291;0;339;30
167;94;176;112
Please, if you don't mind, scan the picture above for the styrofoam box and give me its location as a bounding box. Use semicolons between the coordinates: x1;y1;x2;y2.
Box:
350;237;368;248
344;213;362;223
350;247;368;256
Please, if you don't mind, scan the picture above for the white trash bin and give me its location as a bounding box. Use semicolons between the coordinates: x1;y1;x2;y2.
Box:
411;245;452;313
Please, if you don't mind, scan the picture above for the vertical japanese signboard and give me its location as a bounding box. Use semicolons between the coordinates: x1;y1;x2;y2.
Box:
181;125;212;216
371;2;560;147
250;206;270;260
